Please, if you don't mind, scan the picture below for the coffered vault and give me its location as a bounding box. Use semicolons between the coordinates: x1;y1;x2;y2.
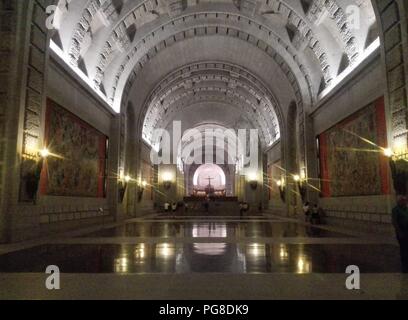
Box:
50;0;378;147
140;62;282;148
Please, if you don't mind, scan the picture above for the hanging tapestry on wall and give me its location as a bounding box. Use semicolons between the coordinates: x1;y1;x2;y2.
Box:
40;99;108;197
318;97;389;197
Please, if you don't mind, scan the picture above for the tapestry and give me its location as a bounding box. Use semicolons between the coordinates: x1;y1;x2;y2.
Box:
40;99;107;197
319;97;389;197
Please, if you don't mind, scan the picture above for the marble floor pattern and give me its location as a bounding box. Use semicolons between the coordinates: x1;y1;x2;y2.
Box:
0;214;407;300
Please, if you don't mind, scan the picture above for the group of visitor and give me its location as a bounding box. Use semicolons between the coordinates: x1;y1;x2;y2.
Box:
164;202;178;213
302;202;322;225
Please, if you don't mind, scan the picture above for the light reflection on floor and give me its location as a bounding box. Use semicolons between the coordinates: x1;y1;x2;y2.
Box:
0;242;400;274
0;216;401;274
82;221;349;238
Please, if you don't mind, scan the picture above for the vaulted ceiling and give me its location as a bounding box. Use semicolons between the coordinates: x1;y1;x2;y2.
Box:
51;0;378;148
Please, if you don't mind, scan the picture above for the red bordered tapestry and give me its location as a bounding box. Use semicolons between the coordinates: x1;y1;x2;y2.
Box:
319;97;389;197
40;99;107;198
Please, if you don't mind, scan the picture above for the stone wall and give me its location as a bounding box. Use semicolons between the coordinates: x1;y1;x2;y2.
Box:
0;0;50;242
375;0;408;152
312;52;392;233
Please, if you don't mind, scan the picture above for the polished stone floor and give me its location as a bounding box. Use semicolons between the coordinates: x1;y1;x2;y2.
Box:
0;214;406;299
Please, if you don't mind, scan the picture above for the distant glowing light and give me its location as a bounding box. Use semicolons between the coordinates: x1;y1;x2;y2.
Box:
247;243;265;257
279;245;289;260
383;148;394;158
162;172;174;182
114;256;129;273
276;180;282;187
293;175;300;182
124;175;131;183
247;172;258;182
297;255;311;274
39;148;50;158
134;244;146;261
156;243;174;259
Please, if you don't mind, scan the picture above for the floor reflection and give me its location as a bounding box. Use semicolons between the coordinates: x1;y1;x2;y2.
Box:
0;243;400;274
83;221;348;238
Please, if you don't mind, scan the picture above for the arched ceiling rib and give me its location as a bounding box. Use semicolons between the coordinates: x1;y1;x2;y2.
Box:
139;61;282;148
52;0;377;112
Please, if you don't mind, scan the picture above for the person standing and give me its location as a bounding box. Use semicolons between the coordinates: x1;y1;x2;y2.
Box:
311;204;321;225
302;202;311;223
164;202;170;213
392;196;408;273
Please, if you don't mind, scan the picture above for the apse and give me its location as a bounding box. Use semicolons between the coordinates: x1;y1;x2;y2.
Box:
193;164;226;189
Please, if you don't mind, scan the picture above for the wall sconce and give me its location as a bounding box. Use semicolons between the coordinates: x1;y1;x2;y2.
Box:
24;148;49;203
277;179;286;203
118;174;131;203
137;179;147;201
295;173;307;202
247;172;258;190
386;148;408;196
249;180;258;190
162;172;173;190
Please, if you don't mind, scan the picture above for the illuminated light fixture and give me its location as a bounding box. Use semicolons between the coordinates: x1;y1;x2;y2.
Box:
319;38;381;100
142;180;147;188
39;148;50;158
162;172;173;189
118;174;131;203
156;243;175;259
277;177;286;203
248;172;258;182
383;148;394;158
114;256;129;273
162;172;173;182
293;174;301;182
247;172;258;190
247;243;265;257
279;245;289;260
296;256;311;274
49;40;116;112
119;169;125;181
300;168;306;181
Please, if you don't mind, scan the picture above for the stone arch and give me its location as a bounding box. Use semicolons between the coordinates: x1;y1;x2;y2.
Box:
135;61;284;151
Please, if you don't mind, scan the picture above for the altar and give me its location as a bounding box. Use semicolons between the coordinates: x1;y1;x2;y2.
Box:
191;176;226;198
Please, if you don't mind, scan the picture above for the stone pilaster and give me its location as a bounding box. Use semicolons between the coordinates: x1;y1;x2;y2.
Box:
375;0;408;151
0;0;48;243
